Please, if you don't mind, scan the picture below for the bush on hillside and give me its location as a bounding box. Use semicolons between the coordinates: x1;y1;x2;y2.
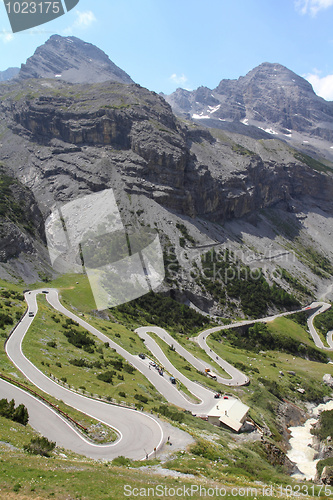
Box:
0;398;29;425
24;436;55;457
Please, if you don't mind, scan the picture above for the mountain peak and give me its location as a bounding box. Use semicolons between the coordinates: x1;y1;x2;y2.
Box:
245;62;292;79
233;62;315;98
18;35;134;85
251;62;289;71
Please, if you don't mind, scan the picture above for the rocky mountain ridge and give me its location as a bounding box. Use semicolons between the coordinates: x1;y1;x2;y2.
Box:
165;62;333;164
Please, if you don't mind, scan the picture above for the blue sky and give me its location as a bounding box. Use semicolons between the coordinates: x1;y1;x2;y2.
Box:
1;0;333;98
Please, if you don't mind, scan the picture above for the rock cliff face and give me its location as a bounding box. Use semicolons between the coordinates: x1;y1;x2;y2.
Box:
2;79;333;225
0;173;46;264
0;79;194;214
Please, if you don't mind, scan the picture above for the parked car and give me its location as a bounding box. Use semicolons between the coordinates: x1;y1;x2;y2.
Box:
139;353;146;360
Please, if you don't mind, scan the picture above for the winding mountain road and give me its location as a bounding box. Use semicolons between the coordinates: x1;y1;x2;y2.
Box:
1;289;331;459
194;304;327;374
136;326;248;388
4;290;164;460
307;302;333;350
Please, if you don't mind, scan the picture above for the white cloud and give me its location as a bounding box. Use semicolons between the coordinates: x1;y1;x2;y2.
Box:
305;72;333;100
295;0;333;16
64;10;96;34
170;73;188;86
0;30;13;43
73;10;96;28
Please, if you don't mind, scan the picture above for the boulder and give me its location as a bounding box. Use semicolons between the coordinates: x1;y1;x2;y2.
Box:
323;374;333;387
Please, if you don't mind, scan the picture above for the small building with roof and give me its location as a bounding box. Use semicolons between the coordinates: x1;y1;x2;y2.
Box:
207;398;249;432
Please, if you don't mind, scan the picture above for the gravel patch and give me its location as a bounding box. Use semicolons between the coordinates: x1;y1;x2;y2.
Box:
139;465;196;479
0;440;19;451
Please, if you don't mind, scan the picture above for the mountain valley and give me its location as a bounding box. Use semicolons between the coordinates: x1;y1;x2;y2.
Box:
0;39;333;314
0;35;333;497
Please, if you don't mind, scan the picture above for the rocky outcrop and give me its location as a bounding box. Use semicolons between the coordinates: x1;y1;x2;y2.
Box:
277;400;307;446
313;436;333;462
323;374;333;388
260;438;298;475
321;466;333;485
